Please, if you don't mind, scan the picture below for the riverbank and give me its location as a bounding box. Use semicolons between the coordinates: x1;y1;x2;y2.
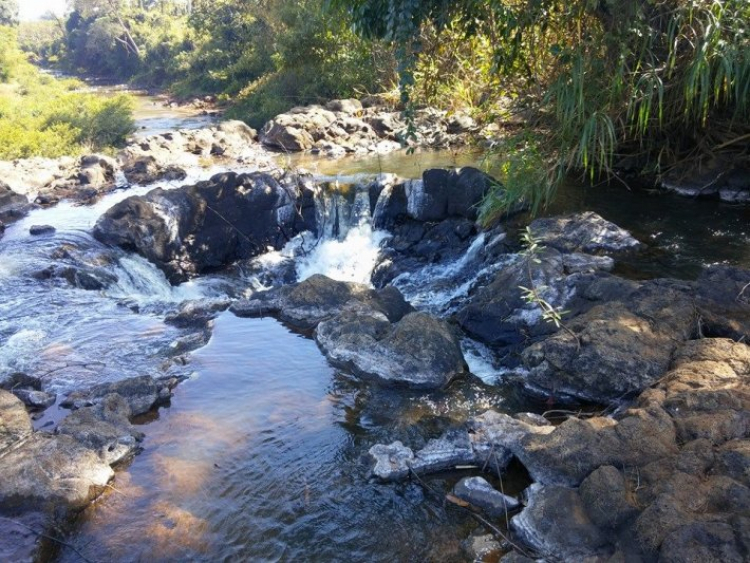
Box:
1;98;749;561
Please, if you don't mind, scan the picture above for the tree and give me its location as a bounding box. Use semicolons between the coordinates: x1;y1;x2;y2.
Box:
0;0;19;26
333;0;750;215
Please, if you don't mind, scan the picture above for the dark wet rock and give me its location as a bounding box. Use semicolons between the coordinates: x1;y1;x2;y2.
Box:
12;389;56;410
511;484;613;561
462;533;502;562
29;225;55;236
31;263;119;291
661;160;750;203
164;299;232;329
456;249;614;347
232;274;413;329
529;212;642;254
0;372;42;392
93;170;317;283
316;308;467;389
522;279;696;403
60;374;171;416
453;476;521;517
695;265;750;341
373;167;494;227
0;181;31;224
57;393;143;465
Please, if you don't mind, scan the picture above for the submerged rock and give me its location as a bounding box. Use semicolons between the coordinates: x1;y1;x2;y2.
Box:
93;170;317;283
29;225;55;236
453;476;520;517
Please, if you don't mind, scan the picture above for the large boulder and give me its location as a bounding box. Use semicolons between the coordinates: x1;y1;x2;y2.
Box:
456;249;614;347
521;279;696;403
93;171;317;283
528;212;642;254
315;307;467;389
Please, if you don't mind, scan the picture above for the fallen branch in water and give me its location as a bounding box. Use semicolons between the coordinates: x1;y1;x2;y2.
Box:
0;515;98;563
406;465;537;559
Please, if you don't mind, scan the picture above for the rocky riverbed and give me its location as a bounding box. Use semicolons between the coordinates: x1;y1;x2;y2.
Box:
1;100;749;562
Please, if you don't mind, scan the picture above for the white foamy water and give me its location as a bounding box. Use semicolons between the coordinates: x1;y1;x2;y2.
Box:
295;223;390;285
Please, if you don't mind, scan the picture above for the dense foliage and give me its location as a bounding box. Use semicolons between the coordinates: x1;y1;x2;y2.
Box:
334;0;750;217
0;26;134;159
0;0;18;27
21;0;394;128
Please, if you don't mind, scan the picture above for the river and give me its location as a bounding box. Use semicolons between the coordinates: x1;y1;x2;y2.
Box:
2;91;749;562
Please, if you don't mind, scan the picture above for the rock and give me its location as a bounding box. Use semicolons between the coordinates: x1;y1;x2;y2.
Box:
217;120;257;143
77;154;116;187
579;466;639;529
446;113;477;134
0;390;32;447
260;122;315;151
29;225;55;236
453;476;521;517
12;389;56;410
164;299;232;329
369;430;476;481
326;99;363;114
695;265;750;341
511;484;613;561
522;279;696;403
662;160;750;203
0;181;31;224
659;522;746;563
315;308;467;389
405;168;495;222
232;274;413;329
529;212;642;254
0;432;113;510
456;249;612;347
60;374;170;416
57;393;143;465
93;171;317;283
369;411;553;481
121;155;187;185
